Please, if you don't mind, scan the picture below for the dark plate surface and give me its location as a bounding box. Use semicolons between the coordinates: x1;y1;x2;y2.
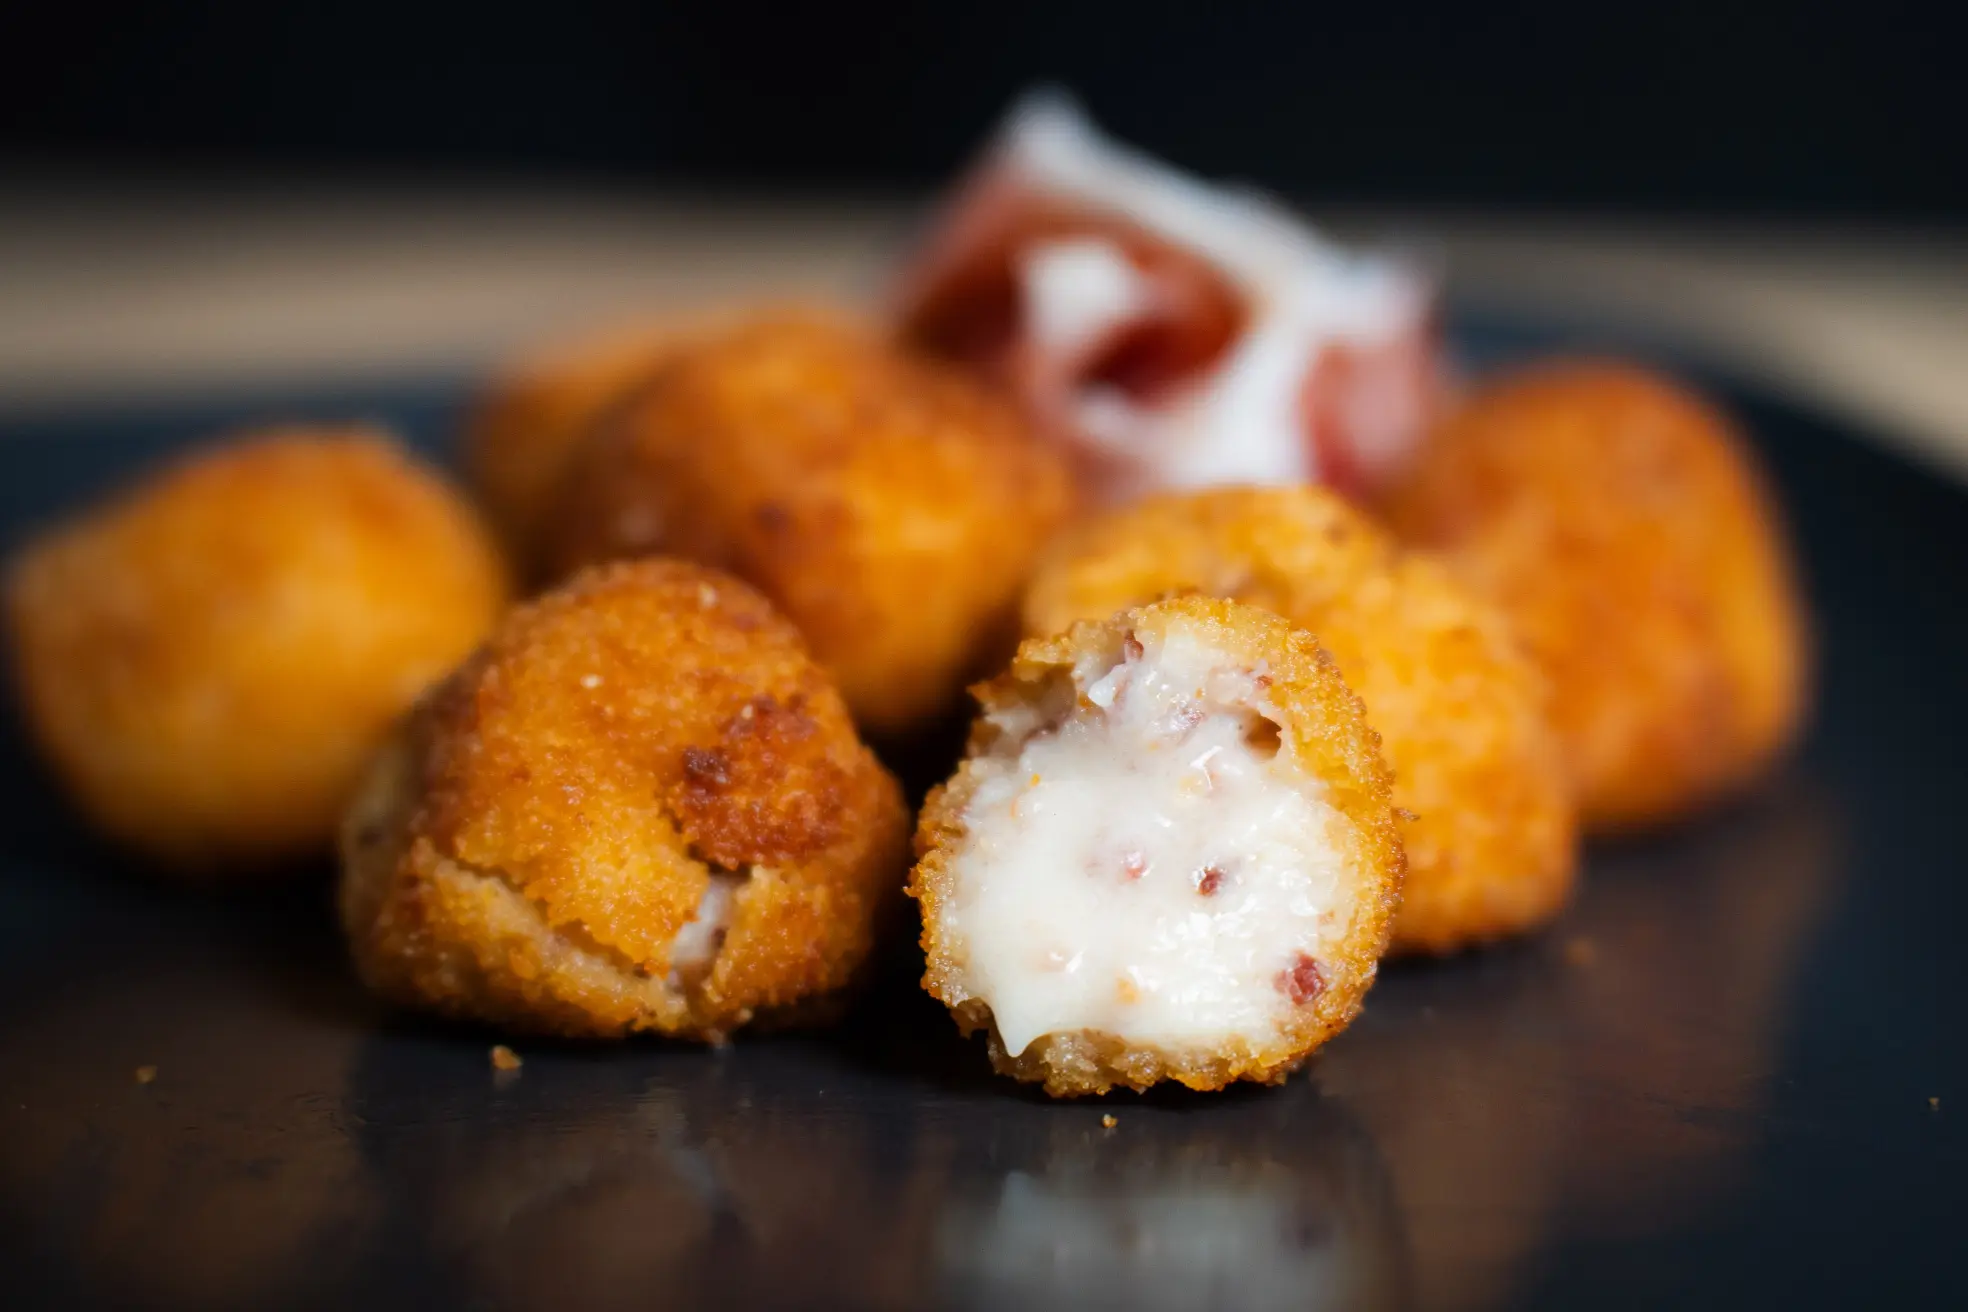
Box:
1;318;1964;1311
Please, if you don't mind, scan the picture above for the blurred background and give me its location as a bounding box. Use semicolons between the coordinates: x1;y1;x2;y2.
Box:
3;1;1957;214
0;1;1962;463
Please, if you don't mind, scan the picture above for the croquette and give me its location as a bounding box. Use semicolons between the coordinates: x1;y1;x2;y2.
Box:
911;596;1403;1096
1380;361;1810;831
462;317;697;576
338;558;911;1041
545;311;1076;735
5;428;509;874
1024;486;1577;956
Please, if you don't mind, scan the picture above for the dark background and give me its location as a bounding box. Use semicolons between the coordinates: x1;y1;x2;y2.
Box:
0;1;1957;216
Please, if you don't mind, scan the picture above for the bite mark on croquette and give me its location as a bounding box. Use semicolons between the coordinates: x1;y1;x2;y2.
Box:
936;620;1356;1059
912;596;1403;1095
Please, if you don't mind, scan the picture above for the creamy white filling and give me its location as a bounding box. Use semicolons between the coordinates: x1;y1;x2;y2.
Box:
943;626;1356;1057
994;93;1434;491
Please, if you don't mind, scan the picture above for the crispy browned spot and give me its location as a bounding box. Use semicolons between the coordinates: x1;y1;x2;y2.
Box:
671;693;849;869
680;747;732;787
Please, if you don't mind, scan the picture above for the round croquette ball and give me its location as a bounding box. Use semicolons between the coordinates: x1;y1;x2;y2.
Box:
338;558;911;1041
911;596;1404;1096
1024;486;1577;956
462;317;699;577
545;312;1076;735
1380;361;1811;832
5;428;510;874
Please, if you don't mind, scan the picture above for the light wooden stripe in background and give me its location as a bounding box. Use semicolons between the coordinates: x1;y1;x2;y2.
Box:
2;186;1963;480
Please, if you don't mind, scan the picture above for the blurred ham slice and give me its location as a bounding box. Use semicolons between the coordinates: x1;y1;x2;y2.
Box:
895;93;1442;503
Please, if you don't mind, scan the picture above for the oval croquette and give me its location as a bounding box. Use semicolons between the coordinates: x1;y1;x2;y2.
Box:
1380;361;1810;831
545;312;1076;735
5;428;509;874
463;317;708;577
338;558;911;1041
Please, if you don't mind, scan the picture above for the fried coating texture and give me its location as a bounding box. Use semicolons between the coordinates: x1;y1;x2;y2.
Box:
546;312;1076;734
5;429;509;874
1380;361;1810;831
463;318;701;576
1024;486;1577;956
338;558;911;1041
911;596;1403;1095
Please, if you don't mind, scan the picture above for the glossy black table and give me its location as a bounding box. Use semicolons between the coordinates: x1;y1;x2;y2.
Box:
2;320;1963;1310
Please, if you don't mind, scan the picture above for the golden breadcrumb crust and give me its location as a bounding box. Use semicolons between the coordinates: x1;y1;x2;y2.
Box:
338;558;910;1041
1380;361;1810;831
910;596;1403;1095
1023;482;1391;633
5;428;509;874
463;313;758;578
1024;486;1577;955
545;311;1076;734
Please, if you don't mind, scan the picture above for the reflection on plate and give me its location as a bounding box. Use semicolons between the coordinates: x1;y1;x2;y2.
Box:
931;1096;1405;1312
